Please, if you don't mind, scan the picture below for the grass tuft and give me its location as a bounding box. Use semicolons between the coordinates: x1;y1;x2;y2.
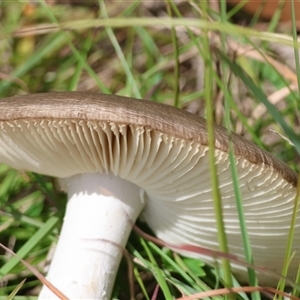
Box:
0;1;299;299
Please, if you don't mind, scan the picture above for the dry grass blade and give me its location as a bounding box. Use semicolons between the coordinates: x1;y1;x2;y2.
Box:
6;278;26;300
3;17;299;46
0;73;28;92
226;39;298;124
175;286;300;300
1;1;299;298
97;239;135;300
228;40;298;84
269;128;295;147
251;84;297;121
166;24;299;127
12;24;59;37
133;224;300;289
0;243;69;300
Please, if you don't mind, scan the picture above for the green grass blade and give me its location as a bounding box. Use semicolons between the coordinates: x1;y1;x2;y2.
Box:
0;216;59;276
172;254;222;300
127;242;151;300
0;297;35;300
133;266;150;300
292;265;300;296
99;2;140;98
68;31;93;91
140;239;173;300
265;0;285;32
6;278;26;300
200;1;233;293
279;2;300;296
217;50;300;154
277;176;300;297
291;0;300;95
219;2;259;297
166;1;180;108
0;33;66;95
38;0;110;94
148;244;210;295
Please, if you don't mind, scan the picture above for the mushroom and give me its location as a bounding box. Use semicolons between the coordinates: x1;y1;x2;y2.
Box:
0;92;298;298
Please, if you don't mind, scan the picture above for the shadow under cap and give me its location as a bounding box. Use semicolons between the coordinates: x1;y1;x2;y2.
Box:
0;91;297;187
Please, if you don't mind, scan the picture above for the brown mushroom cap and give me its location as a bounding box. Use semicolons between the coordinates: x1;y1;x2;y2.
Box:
0;91;298;283
0;92;297;184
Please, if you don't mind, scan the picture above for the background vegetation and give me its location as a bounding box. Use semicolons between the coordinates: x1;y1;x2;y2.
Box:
0;0;299;299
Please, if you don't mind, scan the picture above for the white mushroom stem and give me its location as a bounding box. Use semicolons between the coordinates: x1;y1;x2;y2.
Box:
38;173;144;300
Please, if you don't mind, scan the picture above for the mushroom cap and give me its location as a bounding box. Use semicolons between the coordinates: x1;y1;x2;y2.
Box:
0;92;298;283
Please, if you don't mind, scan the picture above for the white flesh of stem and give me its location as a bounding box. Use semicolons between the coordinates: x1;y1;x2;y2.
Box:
38;173;144;299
